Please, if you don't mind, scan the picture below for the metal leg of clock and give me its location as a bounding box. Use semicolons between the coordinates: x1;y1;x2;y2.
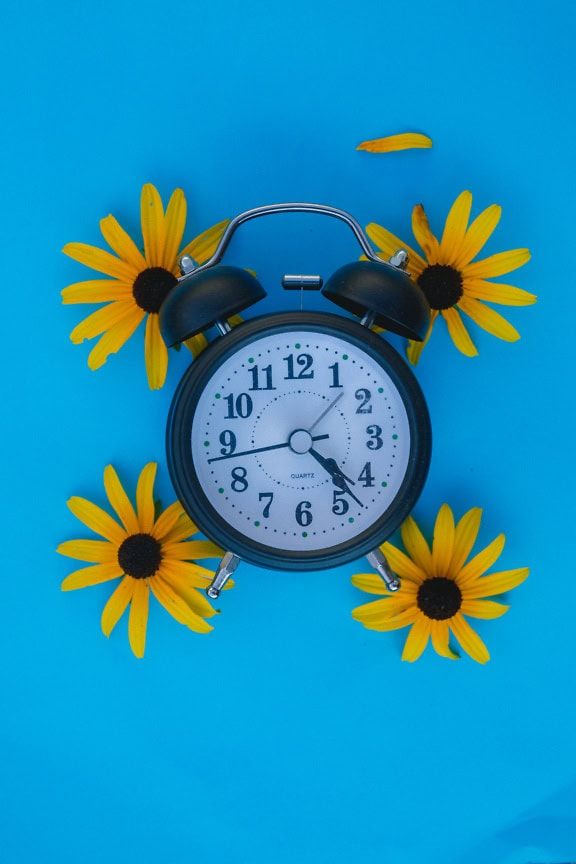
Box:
207;551;241;599
366;548;401;592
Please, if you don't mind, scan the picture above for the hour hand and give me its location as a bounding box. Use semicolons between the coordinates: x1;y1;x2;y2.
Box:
309;449;364;508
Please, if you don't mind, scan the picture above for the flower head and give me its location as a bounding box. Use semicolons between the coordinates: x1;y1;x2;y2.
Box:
352;504;528;663
366;191;536;363
58;463;226;658
62;183;229;389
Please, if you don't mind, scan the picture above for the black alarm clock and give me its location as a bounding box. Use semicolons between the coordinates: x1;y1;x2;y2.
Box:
159;203;431;598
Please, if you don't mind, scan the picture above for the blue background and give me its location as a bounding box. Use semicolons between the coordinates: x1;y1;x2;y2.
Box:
1;1;574;862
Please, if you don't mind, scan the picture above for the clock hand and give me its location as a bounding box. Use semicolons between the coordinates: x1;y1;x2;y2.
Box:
207;433;329;463
308;448;364;508
309;391;344;433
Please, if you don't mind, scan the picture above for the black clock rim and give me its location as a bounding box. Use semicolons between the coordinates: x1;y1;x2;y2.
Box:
166;311;431;572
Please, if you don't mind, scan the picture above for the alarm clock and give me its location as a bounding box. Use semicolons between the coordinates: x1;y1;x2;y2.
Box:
159;203;431;598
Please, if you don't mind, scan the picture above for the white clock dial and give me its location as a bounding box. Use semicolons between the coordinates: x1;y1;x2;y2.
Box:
192;330;410;552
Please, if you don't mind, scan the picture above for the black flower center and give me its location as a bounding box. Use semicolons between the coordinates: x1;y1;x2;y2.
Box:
117;533;162;579
132;267;178;314
417;264;463;310
417;577;462;620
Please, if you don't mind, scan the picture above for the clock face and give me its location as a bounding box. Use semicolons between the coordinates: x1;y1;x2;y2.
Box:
167;312;431;571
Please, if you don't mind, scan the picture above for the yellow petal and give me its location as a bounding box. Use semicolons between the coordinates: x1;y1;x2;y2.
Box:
352;606;419;631
184;332;209;359
99;214;147;272
365;224;427;276
401;614;431;662
449;613;490;663
448;507;482;578
464;567;529;600
464;248;531;279
61;562;123;591
180;219;230;266
128;579;149;658
430;621;459;659
136;462;157;533
380;542;426;584
439;191;472;263
458;534;505;587
161;509;200;543
67;496;126;545
460;599;509;619
462;278;537;307
70;300;138;342
412;204;440;262
352;596;417;620
458;295;521;342
103;465;139;535
351;572;394;595
62;279;133;304
162;540;222;561
63;242;137;282
151;501;186;542
356;132;433;153
442;307;478;357
144;313;169;390
400;515;433;573
162;188;187;270
140;183;166;268
159;564;217;618
160;558;215;589
431;504;455;577
453;204;501;268
149;575;213;633
101;576;135;636
406;310;438;366
57;539;117;563
86;306;145;370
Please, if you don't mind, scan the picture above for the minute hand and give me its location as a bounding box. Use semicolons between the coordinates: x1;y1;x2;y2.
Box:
208;433;329;463
308;449;364;508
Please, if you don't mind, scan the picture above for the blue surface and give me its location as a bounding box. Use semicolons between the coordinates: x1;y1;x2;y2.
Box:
1;0;574;862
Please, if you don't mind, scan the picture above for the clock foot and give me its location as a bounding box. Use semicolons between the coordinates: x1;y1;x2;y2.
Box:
207;551;241;599
366;548;401;592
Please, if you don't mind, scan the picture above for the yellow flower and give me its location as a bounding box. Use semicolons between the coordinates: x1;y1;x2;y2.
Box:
357;132;433;153
58;463;226;658
352;504;528;663
62;183;229;389
366;190;536;363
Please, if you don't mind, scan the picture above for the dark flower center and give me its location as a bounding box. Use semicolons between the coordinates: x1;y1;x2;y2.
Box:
417;577;462;620
132;267;178;314
118;533;162;579
417;264;463;310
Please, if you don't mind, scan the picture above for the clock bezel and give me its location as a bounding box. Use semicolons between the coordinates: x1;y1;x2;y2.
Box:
166;311;432;571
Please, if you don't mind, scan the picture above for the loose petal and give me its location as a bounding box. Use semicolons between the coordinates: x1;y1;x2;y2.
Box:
431;504;455;577
128;580;149;658
442;307;478;357
458;534;505;587
162;188;187;269
458;295;521;342
67;496;126;545
61;562;123;591
453;204;501;269
400;515;433;573
144;313;169;390
57;539;117;564
449;614;490;663
401;614;431;662
63;242;137;282
464;248;531;279
141;183;166;268
103;465;139;535
440;191;472;262
464;567;529;600
136;463;157;533
99;214;147;272
430;621;459;659
101;577;135;636
356;132;433;153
